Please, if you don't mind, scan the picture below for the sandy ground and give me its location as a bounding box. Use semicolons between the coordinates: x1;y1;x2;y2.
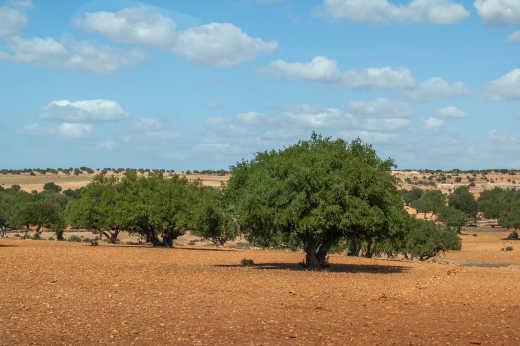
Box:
0;173;229;192
2;232;520;345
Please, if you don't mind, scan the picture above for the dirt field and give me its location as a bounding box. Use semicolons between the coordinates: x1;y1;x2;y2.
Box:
2;232;520;345
0;172;229;192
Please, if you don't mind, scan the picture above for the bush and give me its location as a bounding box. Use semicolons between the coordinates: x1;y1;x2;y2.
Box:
68;235;82;242
406;219;461;261
240;258;254;266
506;230;519;240
31;233;41;240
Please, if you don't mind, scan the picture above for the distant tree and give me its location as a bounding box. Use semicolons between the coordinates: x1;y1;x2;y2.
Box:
401;188;423;206
43;182;62;193
438;207;468;234
448;186;478;220
498;199;520;230
411;190;445;218
192;187;238;246
226;133;407;269
478;188;507;219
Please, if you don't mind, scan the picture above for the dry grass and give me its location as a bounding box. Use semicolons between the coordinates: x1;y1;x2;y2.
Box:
1;232;520;345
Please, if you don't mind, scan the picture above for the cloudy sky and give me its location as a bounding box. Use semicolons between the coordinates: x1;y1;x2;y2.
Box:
1;0;519;170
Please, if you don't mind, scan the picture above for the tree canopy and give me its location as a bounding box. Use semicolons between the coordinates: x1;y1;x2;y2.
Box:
226;133;408;269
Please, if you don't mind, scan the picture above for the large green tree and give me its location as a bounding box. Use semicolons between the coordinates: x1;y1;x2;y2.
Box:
226;134;408;269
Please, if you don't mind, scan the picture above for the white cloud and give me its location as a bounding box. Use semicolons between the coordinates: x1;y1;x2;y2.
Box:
347;98;415;118
77;8;278;68
0;6;28;38
136;118;162;131
3;36;145;74
280;104;358;128
507;30;520;42
424;116;444;130
343;67;416;89
436;106;469;118
17;122;53;136
322;0;469;25
7;0;33;8
76;7;177;47
235;112;271;125
97;140;116;151
484;69;520;100
40;99;128;122
404;77;469;101
338;130;398;144
362;118;410;131
266;56;415;89
205;117;252;137
174;23;278;68
266;56;342;82
474;0;520;26
58;122;92;139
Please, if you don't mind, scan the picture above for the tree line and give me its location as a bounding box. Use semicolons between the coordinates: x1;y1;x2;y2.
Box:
1;134;466;269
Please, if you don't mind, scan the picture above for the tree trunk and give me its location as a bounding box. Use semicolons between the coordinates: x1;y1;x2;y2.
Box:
161;230;175;248
55;230;64;241
303;236;331;270
109;230;120;244
36;225;42;234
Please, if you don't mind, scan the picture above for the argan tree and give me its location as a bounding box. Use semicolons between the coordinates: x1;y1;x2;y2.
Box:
226;134;407;269
448;186;477;220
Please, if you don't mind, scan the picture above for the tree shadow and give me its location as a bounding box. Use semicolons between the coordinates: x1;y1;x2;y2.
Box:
216;262;410;274
0;243;17;247
99;244;236;252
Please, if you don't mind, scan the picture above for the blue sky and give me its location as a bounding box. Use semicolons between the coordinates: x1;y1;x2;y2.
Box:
1;0;519;170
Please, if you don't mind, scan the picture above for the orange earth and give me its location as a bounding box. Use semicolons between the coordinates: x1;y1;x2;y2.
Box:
1;231;520;345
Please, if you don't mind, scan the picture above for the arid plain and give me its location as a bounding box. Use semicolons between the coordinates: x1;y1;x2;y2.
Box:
1;231;520;345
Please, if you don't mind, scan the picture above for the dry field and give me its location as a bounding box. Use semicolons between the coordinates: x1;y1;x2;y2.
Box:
1;231;520;345
0;172;229;192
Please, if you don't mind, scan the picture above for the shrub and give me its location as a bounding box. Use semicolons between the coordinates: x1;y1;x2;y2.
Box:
31;233;41;240
240;258;254;266
506;230;519;240
68;235;82;242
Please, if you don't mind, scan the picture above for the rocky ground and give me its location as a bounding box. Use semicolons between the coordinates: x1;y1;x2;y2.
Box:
1;231;520;345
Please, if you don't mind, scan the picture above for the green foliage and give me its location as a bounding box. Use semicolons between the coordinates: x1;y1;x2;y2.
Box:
66;172;199;247
43;182;62;193
438;206;468;233
192;187;239;245
448;187;477;219
506;230;519;240
226;133;407;269
400;188;423;206
406;219;461;260
411;190;445;216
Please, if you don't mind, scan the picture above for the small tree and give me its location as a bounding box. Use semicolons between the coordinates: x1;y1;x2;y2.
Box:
43;182;62;193
449;186;477;220
193;187;238;246
438;206;468;234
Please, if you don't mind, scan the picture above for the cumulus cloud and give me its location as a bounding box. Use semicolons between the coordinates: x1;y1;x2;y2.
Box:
2;36;145;74
0;5;28;38
58;122;92;139
17;122;53;136
484;69;520;100
134;118;177;141
338;130;398;144
474;0;520;26
424;116;444;130
266;56;342;82
362;118;410;131
280;104;358;128
76;7;177;47
266;56;415;89
7;0;33;8
136;118;162;131
77;7;278;68
321;0;469;25
404;77;469;101
507;30;520;42
347;98;415;118
40;99;128;122
436;106;469;118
